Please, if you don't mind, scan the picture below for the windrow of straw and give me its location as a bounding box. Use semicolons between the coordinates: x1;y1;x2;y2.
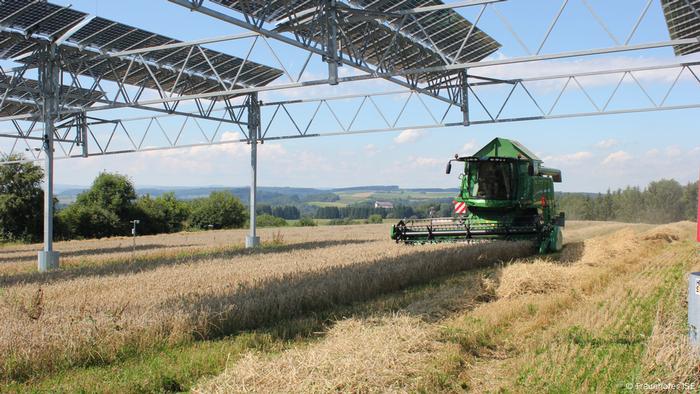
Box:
0;230;532;382
195;314;455;393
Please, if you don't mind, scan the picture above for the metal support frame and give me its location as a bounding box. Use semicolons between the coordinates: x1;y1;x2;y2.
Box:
1;0;700;271
37;44;60;271
460;70;469;126
325;0;340;85
245;92;260;248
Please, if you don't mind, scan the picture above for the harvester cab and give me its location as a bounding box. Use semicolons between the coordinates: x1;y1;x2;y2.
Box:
391;138;565;254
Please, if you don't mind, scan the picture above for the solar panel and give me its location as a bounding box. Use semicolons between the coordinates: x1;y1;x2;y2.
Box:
0;0;283;97
0;75;103;117
209;0;500;81
661;0;700;56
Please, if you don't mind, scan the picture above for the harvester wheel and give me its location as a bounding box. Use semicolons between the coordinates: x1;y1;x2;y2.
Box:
550;225;563;252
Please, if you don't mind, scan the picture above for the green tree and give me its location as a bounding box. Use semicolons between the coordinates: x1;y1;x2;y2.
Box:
643;179;685;223
682;181;698;221
0;154;45;241
256;214;288;227
58;204;120;239
189;191;246;229
135;192;190;234
59;172;138;237
297;216;316;227
367;214;383;224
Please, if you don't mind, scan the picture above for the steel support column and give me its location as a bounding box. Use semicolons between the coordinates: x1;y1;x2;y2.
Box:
37;44;60;271
460;70;469;126
325;0;340;85
245;92;260;248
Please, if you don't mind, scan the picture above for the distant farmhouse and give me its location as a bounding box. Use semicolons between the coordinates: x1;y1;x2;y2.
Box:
374;201;394;209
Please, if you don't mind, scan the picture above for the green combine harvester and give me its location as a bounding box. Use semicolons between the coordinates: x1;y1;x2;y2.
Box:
391;138;565;254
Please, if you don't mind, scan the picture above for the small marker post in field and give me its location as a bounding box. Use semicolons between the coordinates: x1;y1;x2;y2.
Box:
130;220;140;263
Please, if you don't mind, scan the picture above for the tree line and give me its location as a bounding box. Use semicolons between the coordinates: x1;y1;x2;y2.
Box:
0;153;697;243
556;179;697;224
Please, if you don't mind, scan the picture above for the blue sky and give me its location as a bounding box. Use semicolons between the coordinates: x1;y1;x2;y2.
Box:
3;0;699;192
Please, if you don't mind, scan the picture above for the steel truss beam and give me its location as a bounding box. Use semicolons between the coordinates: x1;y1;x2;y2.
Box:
3;61;699;161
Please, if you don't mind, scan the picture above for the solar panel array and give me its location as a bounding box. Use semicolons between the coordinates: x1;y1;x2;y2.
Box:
0;75;103;118
661;0;700;55
209;0;500;81
0;0;283;107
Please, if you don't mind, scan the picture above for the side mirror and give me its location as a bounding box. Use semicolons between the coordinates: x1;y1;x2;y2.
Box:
445;162;452;174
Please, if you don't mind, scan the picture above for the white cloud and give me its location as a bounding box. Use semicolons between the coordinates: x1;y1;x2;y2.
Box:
542;151;592;164
476;54;700;89
645;148;660;158
363;143;379;156
665;146;682;157
462;139;477;154
413;157;442;167
602;150;632;166
393;129;425;144
564;151;592;161
596;139;618;149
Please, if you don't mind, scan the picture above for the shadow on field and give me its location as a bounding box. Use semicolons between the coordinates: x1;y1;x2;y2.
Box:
0;244;196;264
556;241;585;263
168;241;534;340
0;239;373;287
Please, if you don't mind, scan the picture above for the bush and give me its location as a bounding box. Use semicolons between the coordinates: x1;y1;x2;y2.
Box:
135;192;190;234
297;216;317;227
0;154;45;242
367;214;383;224
256;214;288;228
328;218;354;226
57;204;121;239
189;191;247;229
59;172;137;238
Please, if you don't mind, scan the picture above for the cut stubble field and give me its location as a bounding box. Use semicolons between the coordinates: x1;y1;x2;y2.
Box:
1;221;698;392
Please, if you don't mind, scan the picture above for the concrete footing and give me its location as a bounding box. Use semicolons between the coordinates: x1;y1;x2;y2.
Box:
38;251;60;272
245;235;260;248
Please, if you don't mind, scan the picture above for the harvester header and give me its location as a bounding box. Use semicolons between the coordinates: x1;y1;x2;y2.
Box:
391;138;565;254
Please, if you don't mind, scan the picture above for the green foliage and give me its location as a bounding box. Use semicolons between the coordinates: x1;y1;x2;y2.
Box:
315;206;341;219
328;218;355;225
135;193;190;234
297;216;317;227
256;214;288;228
557;179;698;224
188;191;247;229
367;214;383;224
0;154;44;242
59;172;137;238
57;204;121;239
256;204;300;220
76;172;137;219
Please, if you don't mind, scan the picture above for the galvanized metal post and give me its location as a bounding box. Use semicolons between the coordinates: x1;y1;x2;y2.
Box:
690;272;700;348
326;0;339;85
460;70;470;126
245;93;260;248
37;44;60;272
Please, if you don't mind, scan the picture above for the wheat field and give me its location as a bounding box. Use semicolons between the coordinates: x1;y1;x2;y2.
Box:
1;221;697;391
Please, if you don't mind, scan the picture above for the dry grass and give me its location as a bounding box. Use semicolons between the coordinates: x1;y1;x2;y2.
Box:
191;221;671;393
0;225;380;275
196;314;457;393
458;221;699;392
3;220;695;390
496;260;570;299
0;224;532;382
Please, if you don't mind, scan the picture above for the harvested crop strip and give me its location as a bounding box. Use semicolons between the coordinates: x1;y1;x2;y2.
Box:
0;234;531;381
